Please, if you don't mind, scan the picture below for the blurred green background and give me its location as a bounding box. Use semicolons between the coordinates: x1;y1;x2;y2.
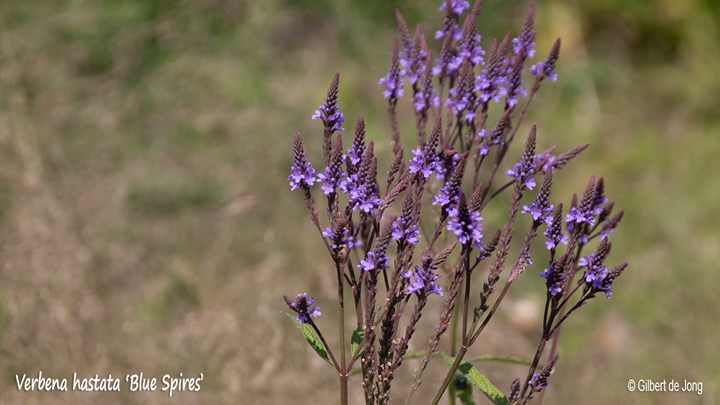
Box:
0;0;718;404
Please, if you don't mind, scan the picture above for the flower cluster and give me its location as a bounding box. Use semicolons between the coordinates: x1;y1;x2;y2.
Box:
404;263;443;296
540;262;565;296
447;194;483;248
284;2;629;404
288;133;317;191
285;293;322;324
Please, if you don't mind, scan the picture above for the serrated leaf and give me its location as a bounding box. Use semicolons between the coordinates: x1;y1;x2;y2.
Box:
442;354;509;405
467;354;532;366
351;325;364;356
286;313;331;366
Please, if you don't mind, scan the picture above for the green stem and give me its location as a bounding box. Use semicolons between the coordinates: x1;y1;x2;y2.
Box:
335;261;348;405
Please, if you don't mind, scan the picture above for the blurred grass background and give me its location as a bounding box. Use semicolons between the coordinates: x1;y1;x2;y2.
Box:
0;0;718;404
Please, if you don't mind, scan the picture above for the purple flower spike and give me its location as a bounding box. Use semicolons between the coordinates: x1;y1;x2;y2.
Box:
433;154;466;212
540;262;565;296
522;172;554;223
359;251;389;272
566;177;598;234
409;120;443;179
286;293;321;324
522;199;553;222
312;73;345;134
506;126;537;190
544;204;569;250
380;39;405;100
318;136;346;195
392;193;420;246
447;193;484;248
347;118;367;167
288;133;317;191
323;222;360;251
404;262;443;297
512;3;536;58
530;38;561;82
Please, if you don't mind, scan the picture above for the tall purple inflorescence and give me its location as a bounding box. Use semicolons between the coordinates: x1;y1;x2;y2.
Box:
475;38;510;104
343;143;381;214
530;38;560;82
312;73;345;134
512;3;536;58
380;39;405;100
288;133;317;191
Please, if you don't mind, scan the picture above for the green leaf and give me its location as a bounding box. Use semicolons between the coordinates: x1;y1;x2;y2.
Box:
351;325;364;356
442;354;509;405
286;313;332;366
467;354;532;366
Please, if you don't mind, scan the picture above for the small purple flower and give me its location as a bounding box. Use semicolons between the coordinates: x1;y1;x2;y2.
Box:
380;39;404;99
287;293;321;324
288;134;317;191
529;61;557;82
408;148;441;179
475;68;509;103
522;199;553;223
414;83;440;112
506;161;536;190
540;263;565;296
318;153;346;196
567;177;599;237
347;119;366;166
404;265;443;296
512;36;535;59
379;74;404;99
359;251;389;272
544;205;569;250
391;216;420;246
447;195;483;248
528;373;547;389
438;0;470;15
565;206;596;228
323;225;360;250
530;38;561;82
504;60;527;107
399;37;427;86
460;34;485;66
512;6;536;58
522;173;553;222
535;152;557;172
312;75;345;134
